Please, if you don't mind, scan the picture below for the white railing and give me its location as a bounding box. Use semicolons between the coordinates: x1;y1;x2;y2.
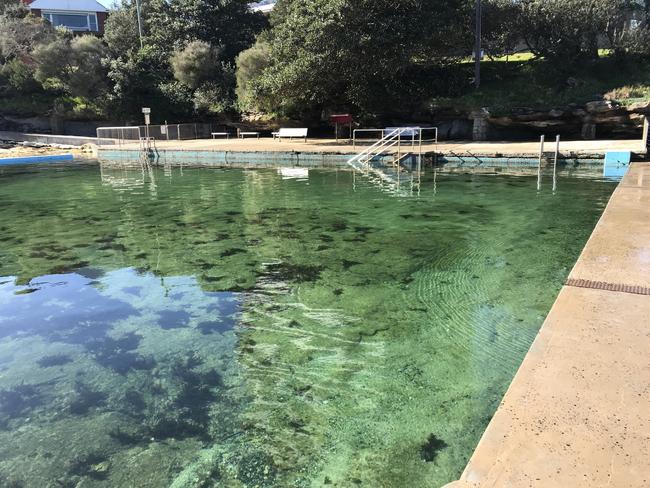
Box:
347;128;409;170
353;127;438;150
348;127;433;170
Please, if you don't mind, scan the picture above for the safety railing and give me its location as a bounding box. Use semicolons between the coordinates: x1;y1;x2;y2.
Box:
96;126;141;147
347;128;409;170
96;123;216;147
348;127;425;197
353;127;437;150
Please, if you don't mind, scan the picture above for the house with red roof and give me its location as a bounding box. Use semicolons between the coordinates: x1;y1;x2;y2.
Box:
23;0;108;34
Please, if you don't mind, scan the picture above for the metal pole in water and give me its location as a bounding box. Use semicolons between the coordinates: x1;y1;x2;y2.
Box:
552;135;560;192
537;135;545;191
418;129;422;175
397;132;401;166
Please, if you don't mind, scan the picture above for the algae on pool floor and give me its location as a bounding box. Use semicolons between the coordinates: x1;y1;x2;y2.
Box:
0;165;613;487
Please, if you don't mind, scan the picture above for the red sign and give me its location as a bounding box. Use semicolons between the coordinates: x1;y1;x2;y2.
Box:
330;114;353;124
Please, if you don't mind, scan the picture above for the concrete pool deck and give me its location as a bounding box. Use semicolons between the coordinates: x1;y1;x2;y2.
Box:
446;163;650;487
106;137;646;159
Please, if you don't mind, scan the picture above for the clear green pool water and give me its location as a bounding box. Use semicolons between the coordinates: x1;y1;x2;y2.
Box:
0;164;614;487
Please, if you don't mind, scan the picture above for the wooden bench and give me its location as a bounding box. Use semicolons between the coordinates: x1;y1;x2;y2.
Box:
211;132;230;139
273;128;308;142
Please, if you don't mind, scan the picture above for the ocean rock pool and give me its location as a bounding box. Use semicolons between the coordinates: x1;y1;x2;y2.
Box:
0;163;614;487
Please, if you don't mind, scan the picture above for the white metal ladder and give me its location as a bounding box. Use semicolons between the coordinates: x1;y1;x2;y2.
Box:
347;128;413;171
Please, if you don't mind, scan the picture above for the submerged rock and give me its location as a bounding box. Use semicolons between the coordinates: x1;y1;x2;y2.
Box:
420;434;448;462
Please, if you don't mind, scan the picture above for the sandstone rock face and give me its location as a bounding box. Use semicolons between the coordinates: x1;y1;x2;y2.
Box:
481;99;646;139
585;100;620;113
628;101;650;114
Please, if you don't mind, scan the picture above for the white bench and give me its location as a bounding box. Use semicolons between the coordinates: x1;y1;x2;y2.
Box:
238;131;260;139
211;132;230;139
273;128;308;142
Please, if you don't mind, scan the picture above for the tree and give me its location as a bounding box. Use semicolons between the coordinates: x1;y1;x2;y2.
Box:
171;40;220;89
33;32;108;99
171;40;236;114
514;0;629;64
103;2;140;57
105;45;188;121
145;0;266;62
0;8;53;62
482;0;521;58
235;39;270;112
242;0;470;117
102;0;264;120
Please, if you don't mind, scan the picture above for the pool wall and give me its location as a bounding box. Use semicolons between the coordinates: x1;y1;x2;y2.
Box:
0;154;74;165
97;148;605;174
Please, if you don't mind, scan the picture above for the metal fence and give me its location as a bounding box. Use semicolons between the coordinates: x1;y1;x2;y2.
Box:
96;123;216;146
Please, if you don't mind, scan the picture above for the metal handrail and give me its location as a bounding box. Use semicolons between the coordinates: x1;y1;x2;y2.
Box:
348;127;426;178
353;127;438;149
356;138;401;168
348;129;405;167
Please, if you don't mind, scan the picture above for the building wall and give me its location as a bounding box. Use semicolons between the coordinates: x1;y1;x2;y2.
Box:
97;11;107;34
27;8;107;35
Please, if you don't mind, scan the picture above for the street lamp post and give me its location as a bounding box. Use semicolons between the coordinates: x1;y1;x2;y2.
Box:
135;0;144;48
474;0;482;89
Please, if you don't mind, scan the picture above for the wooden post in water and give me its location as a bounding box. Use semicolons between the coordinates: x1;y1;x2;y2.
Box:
537;135;545;191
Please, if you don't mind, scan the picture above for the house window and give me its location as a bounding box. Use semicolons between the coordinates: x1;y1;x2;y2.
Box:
42;12;99;31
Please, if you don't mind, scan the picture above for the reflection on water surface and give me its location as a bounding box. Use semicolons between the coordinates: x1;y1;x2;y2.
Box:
0;164;613;487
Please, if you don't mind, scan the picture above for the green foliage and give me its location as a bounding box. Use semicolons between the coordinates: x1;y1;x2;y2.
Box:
514;0;629;65
32;33;107;99
0;0;646;123
193;80;233;114
431;55;650;115
248;0;470;117
103;3;140;57
105;45;182;121
171;41;220;90
612;26;650;58
145;0;266;63
0;0;26;17
482;0;521;58
235;39;270;112
0;11;52;61
100;0;263;120
1;58;39;92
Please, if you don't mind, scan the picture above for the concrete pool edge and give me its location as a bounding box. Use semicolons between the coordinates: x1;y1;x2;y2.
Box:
444;163;650;488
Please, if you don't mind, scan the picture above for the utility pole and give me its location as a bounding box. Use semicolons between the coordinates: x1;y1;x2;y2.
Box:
474;0;482;89
135;0;144;48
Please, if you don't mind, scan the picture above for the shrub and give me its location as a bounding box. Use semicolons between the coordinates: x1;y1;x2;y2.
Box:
235;39;270;112
604;84;650;102
170;41;220;90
